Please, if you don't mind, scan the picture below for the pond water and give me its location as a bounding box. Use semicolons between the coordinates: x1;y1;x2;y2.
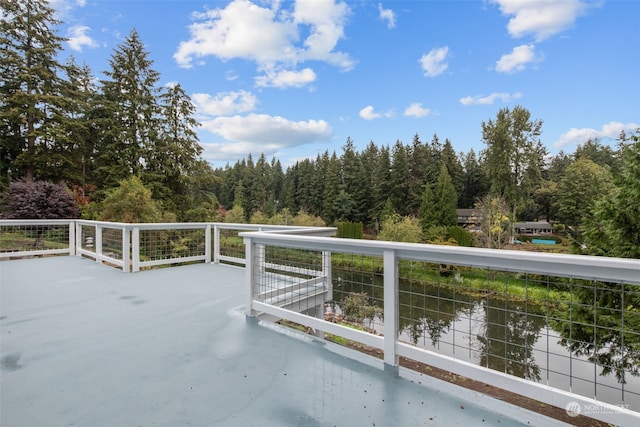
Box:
332;272;640;412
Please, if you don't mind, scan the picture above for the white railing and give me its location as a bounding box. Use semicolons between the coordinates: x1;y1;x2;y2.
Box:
0;219;336;272
241;230;640;426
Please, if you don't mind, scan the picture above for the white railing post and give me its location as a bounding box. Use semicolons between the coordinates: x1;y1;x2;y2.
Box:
131;226;140;272
122;226;131;273
323;250;333;301
244;236;256;317
95;224;103;265
257;243;265;273
383;249;398;367
213;224;220;264
205;224;212;263
75;222;82;257
68;220;76;256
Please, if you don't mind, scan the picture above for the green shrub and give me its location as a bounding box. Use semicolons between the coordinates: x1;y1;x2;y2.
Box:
337;221;364;239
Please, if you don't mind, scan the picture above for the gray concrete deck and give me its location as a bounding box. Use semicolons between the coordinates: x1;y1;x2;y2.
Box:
0;257;568;426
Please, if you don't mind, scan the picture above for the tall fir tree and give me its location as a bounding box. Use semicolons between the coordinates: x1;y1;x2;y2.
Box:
432;163;458;226
441;138;464;200
584;130;640;258
155;82;202;216
96;29;161;189
390;140;410;216
59;57;98;190
371;144;392;225
1;0;68;184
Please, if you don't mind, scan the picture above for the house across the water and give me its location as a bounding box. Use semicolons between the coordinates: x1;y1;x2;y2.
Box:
514;221;553;235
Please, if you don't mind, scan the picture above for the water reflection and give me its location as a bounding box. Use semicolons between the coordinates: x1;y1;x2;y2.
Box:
332;268;640;409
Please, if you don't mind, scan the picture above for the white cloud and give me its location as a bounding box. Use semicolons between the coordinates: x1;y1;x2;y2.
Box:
192;90;258;116
66;25;98;52
419;47;449;77
459;92;523;106
404;103;432;118
359;105;393;120
554;121;640;148
255;68;317;88
378;3;396;29
359;106;381;120
495;44;540;74
293;0;353;68
174;0;353;86
199;113;332;161
491;0;591;41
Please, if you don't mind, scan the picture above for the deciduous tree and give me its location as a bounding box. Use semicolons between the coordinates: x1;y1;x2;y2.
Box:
481;106;546;221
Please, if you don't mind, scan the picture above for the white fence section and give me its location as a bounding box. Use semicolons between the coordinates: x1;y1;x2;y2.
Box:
0;219;336;272
241;230;640;426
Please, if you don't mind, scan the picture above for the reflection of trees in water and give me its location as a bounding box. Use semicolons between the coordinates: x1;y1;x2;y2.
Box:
333;267;639;385
398;280;472;347
476;300;544;382
550;280;640;384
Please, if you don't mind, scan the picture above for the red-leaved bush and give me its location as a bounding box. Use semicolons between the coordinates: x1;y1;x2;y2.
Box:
3;179;79;219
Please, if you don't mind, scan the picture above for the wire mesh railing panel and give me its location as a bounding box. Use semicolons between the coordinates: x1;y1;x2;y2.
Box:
102;228;123;260
0;223;69;254
219;228;244;261
80;224;96;252
329;252;385;336
256;245;326;318
394;261;640;411
139;228;205;263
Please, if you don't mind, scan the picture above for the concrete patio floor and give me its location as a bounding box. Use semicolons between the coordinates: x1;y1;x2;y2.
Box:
0;257;569;426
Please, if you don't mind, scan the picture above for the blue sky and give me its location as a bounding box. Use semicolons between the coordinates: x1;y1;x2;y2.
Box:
52;0;639;167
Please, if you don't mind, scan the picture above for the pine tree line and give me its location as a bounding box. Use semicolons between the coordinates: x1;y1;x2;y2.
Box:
1;0;216;221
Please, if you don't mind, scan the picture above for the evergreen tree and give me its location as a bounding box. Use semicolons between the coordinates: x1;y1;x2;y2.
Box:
584;131;640;258
407;134;427;216
58;57;97;189
441;138;464;199
555;158;614;228
419;183;436;231
0;0;68;184
155;82;202;216
371;145;392;226
96;29;161;189
390;141;410;216
357;141;379;224
546;150;572;182
574;139;622;176
310;153;327;217
321;152;340;223
432;163;457;226
459;149;487;209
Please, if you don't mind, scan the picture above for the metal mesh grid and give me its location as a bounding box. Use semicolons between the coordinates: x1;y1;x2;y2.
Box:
252;246;639;410
80;224;96;252
102;228;123;260
330;253;384;334
395;260;640;410
253;245;326;318
219;228;244;260
139;228;205;262
0;223;68;253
